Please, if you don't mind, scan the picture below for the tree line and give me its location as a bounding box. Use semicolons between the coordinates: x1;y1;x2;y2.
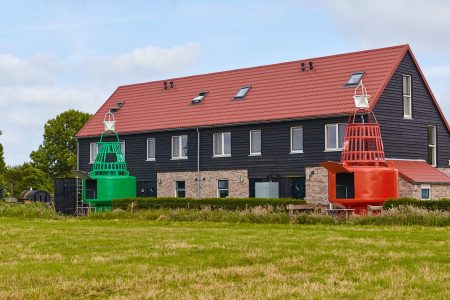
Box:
0;110;92;198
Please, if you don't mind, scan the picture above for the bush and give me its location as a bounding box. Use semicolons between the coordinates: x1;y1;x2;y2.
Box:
0;201;61;219
383;198;450;211
112;197;305;211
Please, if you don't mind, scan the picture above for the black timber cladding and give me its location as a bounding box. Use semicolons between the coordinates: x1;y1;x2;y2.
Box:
78;51;450;182
373;51;450;167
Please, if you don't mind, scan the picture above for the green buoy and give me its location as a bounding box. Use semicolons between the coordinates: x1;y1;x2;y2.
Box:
82;111;136;211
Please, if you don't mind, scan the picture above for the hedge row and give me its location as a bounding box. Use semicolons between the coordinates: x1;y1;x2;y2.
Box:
112;197;305;211
383;198;450;211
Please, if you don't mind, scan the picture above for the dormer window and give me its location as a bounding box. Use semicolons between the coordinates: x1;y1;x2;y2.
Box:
234;86;251;99
345;72;364;87
192;91;208;104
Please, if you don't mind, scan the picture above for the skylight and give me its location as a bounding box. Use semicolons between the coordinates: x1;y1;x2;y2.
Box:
346;72;364;86
234;86;251;99
192;91;208;104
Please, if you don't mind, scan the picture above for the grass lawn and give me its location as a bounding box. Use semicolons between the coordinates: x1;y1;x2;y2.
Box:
0;217;448;299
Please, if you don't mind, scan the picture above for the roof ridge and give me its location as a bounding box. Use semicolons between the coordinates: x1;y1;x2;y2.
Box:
116;44;410;89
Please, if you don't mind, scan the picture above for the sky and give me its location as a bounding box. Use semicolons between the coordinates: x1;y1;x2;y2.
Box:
0;0;449;166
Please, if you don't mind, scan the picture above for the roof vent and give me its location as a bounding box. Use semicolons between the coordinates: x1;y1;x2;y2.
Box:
309;61;314;70
163;81;168;89
192;91;208;104
300;63;306;72
170;81;174;89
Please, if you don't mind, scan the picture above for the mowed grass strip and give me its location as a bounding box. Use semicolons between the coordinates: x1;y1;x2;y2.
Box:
0;218;448;299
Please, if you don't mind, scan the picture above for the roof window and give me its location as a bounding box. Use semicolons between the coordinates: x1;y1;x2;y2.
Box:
234;86;251;99
192;91;208;104
345;72;364;86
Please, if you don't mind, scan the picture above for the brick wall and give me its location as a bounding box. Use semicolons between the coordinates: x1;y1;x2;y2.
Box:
437;168;450;177
305;167;329;205
157;169;248;198
398;176;415;198
398;176;450;199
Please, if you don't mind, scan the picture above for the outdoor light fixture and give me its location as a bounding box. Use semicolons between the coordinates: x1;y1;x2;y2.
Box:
353;80;370;109
103;111;116;132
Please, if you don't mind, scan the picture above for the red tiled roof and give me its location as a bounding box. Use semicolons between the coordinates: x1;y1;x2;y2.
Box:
77;44;444;137
390;160;450;184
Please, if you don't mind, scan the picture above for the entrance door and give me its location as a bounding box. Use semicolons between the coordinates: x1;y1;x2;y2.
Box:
290;177;305;199
137;181;157;197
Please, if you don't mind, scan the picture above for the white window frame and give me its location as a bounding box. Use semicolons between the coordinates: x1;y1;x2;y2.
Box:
249;130;261;156
420;184;431;200
146;138;156;161
175;180;186;198
217;179;229;198
428;126;437;167
89;142;99;164
290;126;304;154
171;135;188;160
403;75;412;119
213;132;231;157
325;123;346;151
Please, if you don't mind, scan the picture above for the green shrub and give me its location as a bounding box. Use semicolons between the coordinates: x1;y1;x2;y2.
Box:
112;197;305;211
383;198;450;211
0;201;61;219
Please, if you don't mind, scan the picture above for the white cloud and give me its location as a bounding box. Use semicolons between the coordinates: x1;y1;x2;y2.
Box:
0;54;59;86
0;43;201;165
87;43;201;84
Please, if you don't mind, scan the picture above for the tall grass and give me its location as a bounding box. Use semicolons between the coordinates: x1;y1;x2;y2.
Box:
0;201;61;219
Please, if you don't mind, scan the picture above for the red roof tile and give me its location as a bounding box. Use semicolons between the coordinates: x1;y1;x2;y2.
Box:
77;45;418;137
390;160;450;184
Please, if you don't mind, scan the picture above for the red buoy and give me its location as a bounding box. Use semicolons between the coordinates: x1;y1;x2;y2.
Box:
321;81;398;214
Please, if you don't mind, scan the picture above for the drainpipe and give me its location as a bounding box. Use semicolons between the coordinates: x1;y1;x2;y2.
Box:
197;128;200;199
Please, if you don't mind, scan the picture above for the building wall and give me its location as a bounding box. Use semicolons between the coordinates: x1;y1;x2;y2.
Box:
398;177;415;198
157;169;249;198
374;51;450;168
398;176;450;199
305;167;329;205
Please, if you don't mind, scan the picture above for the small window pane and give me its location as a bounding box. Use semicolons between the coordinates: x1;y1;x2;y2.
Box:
176;181;185;189
172;136;180;158
214;133;222;156
346;72;363;86
338;124;346;149
326;125;337;149
181;135;188;156
147;139;155;159
235;86;251;99
403;76;411;95
250;130;261;154
291;127;303;152
218;180;228;189
224;132;231;155
428;126;436;145
404;96;412;117
421;188;430;200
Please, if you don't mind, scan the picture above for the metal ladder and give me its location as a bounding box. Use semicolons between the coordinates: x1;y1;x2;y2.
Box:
75;178;92;216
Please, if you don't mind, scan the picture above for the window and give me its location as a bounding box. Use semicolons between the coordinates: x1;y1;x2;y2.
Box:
119;142;125;158
290;127;303;153
89;142;99;163
250;130;261;155
421;184;431;200
345;72;364;86
213;132;231;157
234;86;251;99
172;135;188;159
175;181;186;198
146;138;155;161
217;179;229;198
428;126;437;167
325;124;346;151
192;91;208;104
403;75;412;118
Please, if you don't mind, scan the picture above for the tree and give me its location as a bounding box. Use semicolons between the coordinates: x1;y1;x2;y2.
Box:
0;130;6;193
30;109;92;179
3;163;53;197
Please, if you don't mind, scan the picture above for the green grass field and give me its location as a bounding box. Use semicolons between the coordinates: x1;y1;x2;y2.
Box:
0;217;448;299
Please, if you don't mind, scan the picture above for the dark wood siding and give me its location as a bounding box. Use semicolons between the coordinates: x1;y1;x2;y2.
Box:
78;117;347;180
77;51;450;183
373;52;450;167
